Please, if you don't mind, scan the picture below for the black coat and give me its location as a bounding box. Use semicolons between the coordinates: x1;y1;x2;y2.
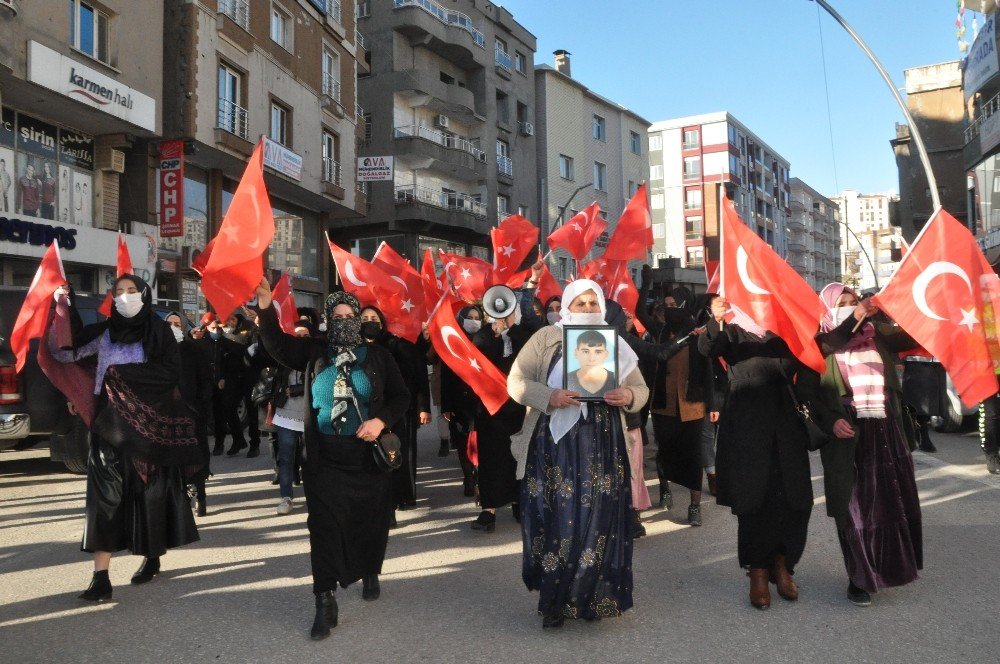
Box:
697;319;815;515
256;305;410;467
377;333;431;415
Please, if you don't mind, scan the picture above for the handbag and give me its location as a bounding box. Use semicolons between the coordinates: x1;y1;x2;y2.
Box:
251;366;280;406
371;431;403;472
785;384;831;452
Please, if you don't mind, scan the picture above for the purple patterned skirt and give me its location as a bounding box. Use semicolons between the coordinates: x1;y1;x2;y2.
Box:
837;413;923;593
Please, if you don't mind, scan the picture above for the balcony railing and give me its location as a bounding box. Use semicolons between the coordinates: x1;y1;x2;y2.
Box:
356;29;367;50
497;154;513;177
323;75;342;103
495;45;512;72
356;103;365;120
322;157;342;186
393;124;486;161
392;0;486;49
217;98;249;140
394;184;486;218
218;0;250;31
357;180;369;195
328;0;343;24
965;88;1000;143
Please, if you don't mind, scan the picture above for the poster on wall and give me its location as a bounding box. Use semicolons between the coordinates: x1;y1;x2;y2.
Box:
16;114;58;158
15;152;58;220
59;130;94;170
0;147;14;214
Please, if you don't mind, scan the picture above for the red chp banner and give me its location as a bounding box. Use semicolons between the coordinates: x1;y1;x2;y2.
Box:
159;139;184;238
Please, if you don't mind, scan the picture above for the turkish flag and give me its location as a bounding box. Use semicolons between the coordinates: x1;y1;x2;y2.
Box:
10;243;66;373
491;214;539;287
372;242;426;341
603;183;652;262
328;240;400;307
271;272;298;334
605;261;646;336
98;233;135;317
720;197;826;373
535;263;562;308
546;202;606;261
200;141;275;319
579;257;616;293
705;258;720;294
439;251;493;304
428;292;509;414
420;248;443;312
872;208;1000;406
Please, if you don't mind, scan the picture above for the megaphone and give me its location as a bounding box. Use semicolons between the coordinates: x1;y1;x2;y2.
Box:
482;285;517;319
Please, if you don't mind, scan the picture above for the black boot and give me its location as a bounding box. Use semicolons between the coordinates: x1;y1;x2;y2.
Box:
246;444;260;458
362;574;381;601
542;612;564;629
310;590;338;640
227;439;248;456
632;509;646;538
470;510;496;533
78;570;112;602
438;439;450;457
131;557;161;585
212;441;224;456
195;481;207;517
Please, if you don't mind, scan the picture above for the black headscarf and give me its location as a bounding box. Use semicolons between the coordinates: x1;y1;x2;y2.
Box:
359;305;390;343
325;290;363;355
663;285;697;337
108;273;154;344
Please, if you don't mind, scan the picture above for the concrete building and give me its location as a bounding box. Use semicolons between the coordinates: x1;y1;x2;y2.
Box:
346;0;536;265
830;190;902;293
0;1;164;295
646;112;791;278
160;0;366;315
891;60;966;241
788;178;841;291
534;50;650;280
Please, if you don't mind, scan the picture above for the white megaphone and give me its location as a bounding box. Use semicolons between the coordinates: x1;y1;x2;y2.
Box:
482;284;517;319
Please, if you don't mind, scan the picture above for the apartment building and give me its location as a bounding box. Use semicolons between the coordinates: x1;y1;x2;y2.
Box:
160;0;365;315
0;1;163;294
647;111;791;271
788;178;841;291
534;50;650;280
831;190;902;293
348;0;537;264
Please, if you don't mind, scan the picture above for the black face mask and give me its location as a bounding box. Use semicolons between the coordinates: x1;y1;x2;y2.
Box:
360;321;382;340
664;308;695;333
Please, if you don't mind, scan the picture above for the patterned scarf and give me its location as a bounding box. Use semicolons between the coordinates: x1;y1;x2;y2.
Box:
819;283;886;419
324;291;363;434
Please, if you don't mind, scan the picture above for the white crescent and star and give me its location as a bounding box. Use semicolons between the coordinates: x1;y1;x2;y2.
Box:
401;299;414;312
736;246;770;296
441;325;481;371
343;261;368;288
391;275;408;291
912;261;978;331
611;283;628;301
500;244;516;257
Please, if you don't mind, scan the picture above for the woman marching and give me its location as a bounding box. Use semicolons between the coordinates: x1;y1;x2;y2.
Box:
46;276;201;601
507;280;648;629
253;280;410;640
813;284;923;606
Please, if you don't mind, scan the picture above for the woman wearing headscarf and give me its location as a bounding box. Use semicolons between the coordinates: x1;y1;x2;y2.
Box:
697;296;816;610
507;279;649;629
440;304;485;498
812;283;923;607
46;275;201;601
253;280;409;640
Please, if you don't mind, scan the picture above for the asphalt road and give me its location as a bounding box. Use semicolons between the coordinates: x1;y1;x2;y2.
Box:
1;424;997;663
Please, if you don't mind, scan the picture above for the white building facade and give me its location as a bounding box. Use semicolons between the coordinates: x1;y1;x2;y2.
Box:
788;178;842;291
830;190;902;293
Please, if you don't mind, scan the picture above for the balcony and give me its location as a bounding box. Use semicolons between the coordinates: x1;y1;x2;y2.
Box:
217;98;248;140
787;239;808;254
495;45;513;77
322;157;345;200
323;75;342;104
394;184;487;232
497;154;513;180
391;0;487;70
965;88;1000;144
385;69;478;122
327;0;342;24
218;0;250;31
356;29;367;52
786;217;805;231
392;124;487;180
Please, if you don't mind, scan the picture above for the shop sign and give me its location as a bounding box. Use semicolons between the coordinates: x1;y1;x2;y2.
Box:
965;16;999;100
16;114;58;158
59;130;94;170
26;41;157;133
0;108;14;147
263;137;303;181
159;140;185;237
357;155;393;181
0;216;77;249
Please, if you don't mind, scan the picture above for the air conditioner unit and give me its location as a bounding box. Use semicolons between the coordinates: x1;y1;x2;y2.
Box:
434;114;450;129
96;147;125;173
520;122;534;137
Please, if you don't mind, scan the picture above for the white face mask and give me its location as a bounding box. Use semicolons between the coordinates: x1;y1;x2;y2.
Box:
562;312;605;326
462;319;482;334
171;326;185;343
831;305;856;326
546;311;560;325
114;291;144;318
222;326;234;334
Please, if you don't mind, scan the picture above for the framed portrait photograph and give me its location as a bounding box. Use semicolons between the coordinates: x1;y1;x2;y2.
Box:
562;325;619;402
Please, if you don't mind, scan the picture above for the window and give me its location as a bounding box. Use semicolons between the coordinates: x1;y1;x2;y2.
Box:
650;193;664;209
322;47;340;101
357;1;371;18
593;161;607;192
514;51;527;74
271;5;291;49
628;180;638;197
686;216;703;239
593;115;606;141
496;89;510;125
497;139;512;177
518;205;529;217
685;188;702;210
270;102;289;145
728;124;737;145
683;156;701;179
630;131;641;155
559;154;574;180
217;64;247;138
70;1;110;64
650;164;663;180
652;223;665;239
686;247;704;266
322;131;339;184
683;129;699;149
649;135;662;151
497;194;510;217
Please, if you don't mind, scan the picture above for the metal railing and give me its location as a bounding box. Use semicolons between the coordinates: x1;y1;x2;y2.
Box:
495;44;512;72
218;0;250;31
393;125;486;161
322;157;342;186
394;184;486;218
356;29;367;50
217;98;249;140
357;180;369;195
392;0;485;49
497;154;513;177
356;103;365;120
327;0;342;24
965;88;1000;144
323;74;341;103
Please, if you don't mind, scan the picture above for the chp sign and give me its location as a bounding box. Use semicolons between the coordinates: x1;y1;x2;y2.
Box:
159;139;184;238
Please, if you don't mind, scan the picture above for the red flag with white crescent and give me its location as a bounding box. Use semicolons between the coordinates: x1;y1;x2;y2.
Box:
271;272;298;334
546;202;606;261
603;183;652;262
98;233;136;318
491;214;539;287
10;243;66;373
439;251;493;304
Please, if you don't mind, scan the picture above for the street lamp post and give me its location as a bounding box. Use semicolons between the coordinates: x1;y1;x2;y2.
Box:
837;218;880;290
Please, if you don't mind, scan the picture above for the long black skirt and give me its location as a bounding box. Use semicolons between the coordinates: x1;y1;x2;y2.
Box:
652;412;704;492
474;413;519;509
391;411;418;507
82;436;199;556
304;435;393;593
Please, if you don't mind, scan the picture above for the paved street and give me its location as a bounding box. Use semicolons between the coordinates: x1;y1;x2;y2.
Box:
1;425;998;663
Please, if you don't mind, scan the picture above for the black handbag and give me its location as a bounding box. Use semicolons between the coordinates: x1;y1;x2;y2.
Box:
371;431;403;472
785;384;831;452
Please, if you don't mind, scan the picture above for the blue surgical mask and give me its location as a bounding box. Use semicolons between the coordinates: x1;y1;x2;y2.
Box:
209;330;221;340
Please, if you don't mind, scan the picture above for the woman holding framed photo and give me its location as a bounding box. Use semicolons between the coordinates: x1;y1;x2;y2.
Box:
507;279;649;629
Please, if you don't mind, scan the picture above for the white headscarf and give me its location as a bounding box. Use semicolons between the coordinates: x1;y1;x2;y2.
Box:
546;279;639;442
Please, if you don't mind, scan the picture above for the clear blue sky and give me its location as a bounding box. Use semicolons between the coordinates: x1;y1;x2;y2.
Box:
499;0;968;198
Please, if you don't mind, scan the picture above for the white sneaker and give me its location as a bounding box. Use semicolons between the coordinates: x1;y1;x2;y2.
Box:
276;497;293;515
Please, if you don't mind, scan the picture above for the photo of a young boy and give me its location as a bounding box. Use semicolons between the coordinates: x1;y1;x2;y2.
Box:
564;327;618;400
